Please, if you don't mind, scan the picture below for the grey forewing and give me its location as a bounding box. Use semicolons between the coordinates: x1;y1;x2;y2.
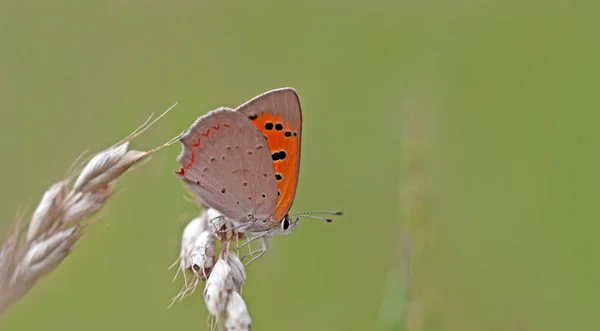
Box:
176;108;278;223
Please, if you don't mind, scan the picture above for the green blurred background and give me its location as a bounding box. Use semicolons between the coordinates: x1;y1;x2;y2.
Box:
1;0;599;330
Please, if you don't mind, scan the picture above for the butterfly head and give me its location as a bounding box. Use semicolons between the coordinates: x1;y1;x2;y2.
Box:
276;214;298;235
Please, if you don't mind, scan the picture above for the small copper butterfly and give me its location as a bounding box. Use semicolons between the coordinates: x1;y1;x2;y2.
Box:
176;88;342;264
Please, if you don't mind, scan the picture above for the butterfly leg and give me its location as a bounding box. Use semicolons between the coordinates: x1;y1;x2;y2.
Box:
240;248;263;261
234;231;268;251
241;237;268;267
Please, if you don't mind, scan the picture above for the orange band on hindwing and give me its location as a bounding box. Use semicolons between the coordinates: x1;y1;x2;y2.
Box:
249;113;300;222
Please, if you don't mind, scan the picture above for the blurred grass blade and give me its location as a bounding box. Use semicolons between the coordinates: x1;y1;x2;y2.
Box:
376;234;411;331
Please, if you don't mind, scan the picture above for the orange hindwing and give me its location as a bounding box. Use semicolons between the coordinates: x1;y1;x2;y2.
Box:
249;113;300;223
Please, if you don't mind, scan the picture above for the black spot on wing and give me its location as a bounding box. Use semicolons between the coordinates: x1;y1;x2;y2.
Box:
272;151;287;161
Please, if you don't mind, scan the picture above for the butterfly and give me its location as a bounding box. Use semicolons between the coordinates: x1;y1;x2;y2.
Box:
176;88;341;265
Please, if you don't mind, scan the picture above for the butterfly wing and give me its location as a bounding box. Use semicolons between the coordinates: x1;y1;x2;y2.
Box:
235;88;302;226
176;107;278;223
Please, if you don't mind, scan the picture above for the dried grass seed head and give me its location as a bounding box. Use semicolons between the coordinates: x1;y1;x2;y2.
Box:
225;291;252;331
27;181;69;242
226;252;246;292
78;150;150;193
13;226;80;285
180;211;209;268
0;103;178;316
73;143;129;192
190;231;217;281
61;188;111;226
203;258;234;316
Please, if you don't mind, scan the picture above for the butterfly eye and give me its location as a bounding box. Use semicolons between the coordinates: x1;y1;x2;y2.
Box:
281;218;290;231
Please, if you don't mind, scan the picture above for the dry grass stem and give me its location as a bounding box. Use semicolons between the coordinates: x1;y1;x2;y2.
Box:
0;103;178;315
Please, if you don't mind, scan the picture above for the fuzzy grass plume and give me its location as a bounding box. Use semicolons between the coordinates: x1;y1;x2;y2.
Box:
0;103;178;315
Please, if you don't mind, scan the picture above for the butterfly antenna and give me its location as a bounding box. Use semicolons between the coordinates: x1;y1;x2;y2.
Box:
290;211;343;223
296;214;334;223
292;211;344;216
